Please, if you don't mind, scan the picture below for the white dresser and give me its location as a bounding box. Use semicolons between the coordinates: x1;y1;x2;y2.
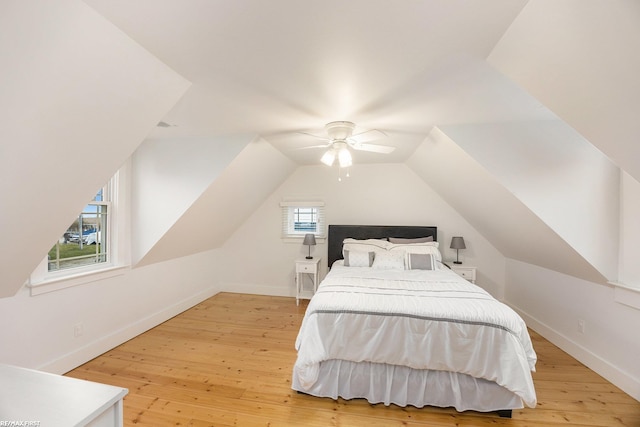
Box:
0;364;128;427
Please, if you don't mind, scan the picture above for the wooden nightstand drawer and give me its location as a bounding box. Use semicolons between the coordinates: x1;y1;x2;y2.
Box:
456;269;473;279
451;265;476;283
296;263;317;274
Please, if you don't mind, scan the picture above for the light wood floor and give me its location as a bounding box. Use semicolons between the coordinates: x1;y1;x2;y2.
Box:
66;292;640;426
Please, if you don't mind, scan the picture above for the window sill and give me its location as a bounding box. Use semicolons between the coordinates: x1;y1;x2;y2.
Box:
29;265;128;296
282;237;326;244
609;281;640;311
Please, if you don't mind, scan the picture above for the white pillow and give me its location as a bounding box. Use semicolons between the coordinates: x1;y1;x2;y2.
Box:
372;250;405;270
344;250;375;267
388;236;433;243
343;238;391;258
388;241;442;262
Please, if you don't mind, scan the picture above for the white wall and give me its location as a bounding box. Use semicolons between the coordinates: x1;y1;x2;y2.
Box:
407;127;639;399
0;162;509;373
0;248;224;373
216;163;507;300
506;259;640;400
131;134;252;265
1;157;637;403
619;172;640;289
485;1;640;399
139;137;297;266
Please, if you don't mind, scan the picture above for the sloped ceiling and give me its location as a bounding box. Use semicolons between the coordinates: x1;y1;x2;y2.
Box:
407;127;607;284
440;120;620;280
84;0;531;150
488;0;640;183
136;137;296;266
80;0;636;283
130;134;255;264
3;0;636;296
0;0;190;297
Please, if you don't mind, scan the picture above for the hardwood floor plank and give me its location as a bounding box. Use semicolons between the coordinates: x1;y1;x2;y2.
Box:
66;292;640;426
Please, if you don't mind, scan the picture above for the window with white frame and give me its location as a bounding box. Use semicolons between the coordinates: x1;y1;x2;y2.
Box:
280;201;325;239
29;168;127;294
48;187;110;272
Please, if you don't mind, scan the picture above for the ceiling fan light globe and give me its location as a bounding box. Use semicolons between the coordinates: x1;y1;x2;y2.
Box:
338;147;352;168
321;149;336;166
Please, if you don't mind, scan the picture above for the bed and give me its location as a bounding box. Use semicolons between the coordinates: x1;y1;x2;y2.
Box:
292;225;537;417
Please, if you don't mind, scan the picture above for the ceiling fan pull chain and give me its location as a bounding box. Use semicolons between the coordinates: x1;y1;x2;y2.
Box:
337;166;351;182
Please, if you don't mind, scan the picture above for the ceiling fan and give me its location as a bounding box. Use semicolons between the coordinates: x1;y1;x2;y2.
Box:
298;121;395;167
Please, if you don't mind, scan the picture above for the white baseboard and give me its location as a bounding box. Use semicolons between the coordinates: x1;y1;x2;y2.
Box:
510;304;640;402
219;282;293;298
39;286;220;375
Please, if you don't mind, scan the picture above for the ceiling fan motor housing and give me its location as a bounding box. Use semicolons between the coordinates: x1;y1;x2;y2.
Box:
325;121;356;141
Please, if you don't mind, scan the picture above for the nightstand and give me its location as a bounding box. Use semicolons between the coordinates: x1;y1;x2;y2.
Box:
295;257;321;305
451;265;476;284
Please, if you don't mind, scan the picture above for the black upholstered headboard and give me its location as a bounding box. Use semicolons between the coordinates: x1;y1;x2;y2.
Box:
327;225;438;268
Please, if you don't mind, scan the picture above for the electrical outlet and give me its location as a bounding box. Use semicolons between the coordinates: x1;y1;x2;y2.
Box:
74;322;84;337
578;319;585;334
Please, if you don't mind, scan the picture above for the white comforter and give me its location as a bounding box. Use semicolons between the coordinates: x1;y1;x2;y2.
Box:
294;264;537;408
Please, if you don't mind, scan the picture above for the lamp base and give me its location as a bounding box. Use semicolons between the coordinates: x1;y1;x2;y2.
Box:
305;256;313;259
453;261;462;264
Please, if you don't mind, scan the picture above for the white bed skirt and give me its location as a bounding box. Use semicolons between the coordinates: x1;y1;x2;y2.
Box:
292;359;524;413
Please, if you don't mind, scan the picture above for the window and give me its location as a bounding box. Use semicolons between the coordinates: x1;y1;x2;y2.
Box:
280;201;325;239
29;167;128;295
48;188;109;271
292;207;318;233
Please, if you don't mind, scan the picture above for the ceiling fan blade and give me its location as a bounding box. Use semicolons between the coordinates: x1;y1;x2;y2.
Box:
293;144;331;151
351;143;396;154
349;129;387;144
297;131;331;141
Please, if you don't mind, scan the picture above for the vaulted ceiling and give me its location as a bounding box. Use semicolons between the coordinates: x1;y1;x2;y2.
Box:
1;0;638;297
81;0;637;282
84;0;539;164
82;0;639;181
